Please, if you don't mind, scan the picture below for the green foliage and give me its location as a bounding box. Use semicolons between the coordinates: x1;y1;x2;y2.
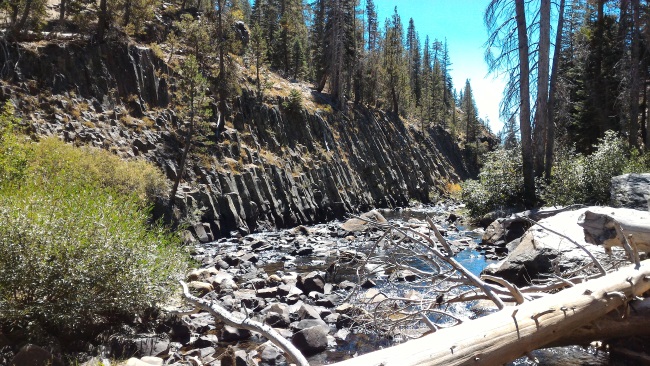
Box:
0;110;186;341
581;130;627;203
282;89;303;112
0;103;31;185
538;146;586;206
461;148;524;217
623;148;650;174
0;182;185;336
28;136;169;203
464;131;643;215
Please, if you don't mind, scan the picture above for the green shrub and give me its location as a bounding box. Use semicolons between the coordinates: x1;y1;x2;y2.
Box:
0;103;31;185
30;137;169;203
624;148;650;174
0;109;186;341
581;130;627;204
0;181;186;336
461;147;524;217
539;145;586;206
462;131;639;216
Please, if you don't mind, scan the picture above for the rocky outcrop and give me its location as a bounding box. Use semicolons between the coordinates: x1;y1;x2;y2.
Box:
610;173;650;211
0;40;476;240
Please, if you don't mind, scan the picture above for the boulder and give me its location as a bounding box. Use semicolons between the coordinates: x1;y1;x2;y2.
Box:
258;342;285;366
481;218;529;247
291;326;328;355
298;271;325;294
297;303;321;320
221;325;252;341
265;311;291;328
610;173;650;211
482;208;609;287
340;210;387;232
10;344;64;366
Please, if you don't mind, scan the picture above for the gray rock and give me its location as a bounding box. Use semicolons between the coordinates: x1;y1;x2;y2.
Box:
292;318;328;331
221;325;252;341
483;208;609;286
10;344;64;366
298;271;325;294
291;326;328;355
258;342;285;366
610;173;650;211
257;287;279;298
265;310;290;328
297;304;321;320
340;210;388;232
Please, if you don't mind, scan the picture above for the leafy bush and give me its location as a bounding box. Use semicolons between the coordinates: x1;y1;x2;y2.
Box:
538;146;586;206
0;182;186;336
623;147;650;174
462;131;642;216
0;109;186;341
541;131;627;205
30;137;169;203
581;130;627;204
0;103;31;184
461;148;524;217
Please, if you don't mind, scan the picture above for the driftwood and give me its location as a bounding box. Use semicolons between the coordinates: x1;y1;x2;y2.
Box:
330;260;650;366
179;281;310;366
580;209;650;269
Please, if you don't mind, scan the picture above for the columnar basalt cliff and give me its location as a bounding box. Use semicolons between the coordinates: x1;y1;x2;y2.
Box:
0;40;479;241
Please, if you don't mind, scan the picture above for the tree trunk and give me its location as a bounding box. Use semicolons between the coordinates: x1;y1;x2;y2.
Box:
96;0;108;41
330;260;650;366
628;0;641;147
12;0;34;36
123;0;132;27
545;0;565;181
515;0;535;205
169;86;197;206
59;0;66;21
534;0;551;178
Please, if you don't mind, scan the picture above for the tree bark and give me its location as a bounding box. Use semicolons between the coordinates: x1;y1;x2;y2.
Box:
12;0;34;36
534;0;551;178
330;260;650;366
628;0;641;147
59;0;66;21
544;0;565;180
515;0;535;205
96;0;108;41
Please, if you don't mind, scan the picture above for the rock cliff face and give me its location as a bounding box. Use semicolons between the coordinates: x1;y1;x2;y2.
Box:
0;40;476;241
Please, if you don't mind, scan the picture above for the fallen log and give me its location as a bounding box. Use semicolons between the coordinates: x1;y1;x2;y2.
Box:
330;260;650;366
579;208;650;254
547;297;650;347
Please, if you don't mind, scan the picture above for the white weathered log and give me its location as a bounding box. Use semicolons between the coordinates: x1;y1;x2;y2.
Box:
330;260;650;366
579;208;650;254
179;281;309;366
547;297;650;347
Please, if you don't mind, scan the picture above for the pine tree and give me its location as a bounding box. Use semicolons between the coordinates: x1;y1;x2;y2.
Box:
382;7;409;116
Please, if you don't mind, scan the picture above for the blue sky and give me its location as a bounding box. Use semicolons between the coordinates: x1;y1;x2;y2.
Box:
372;0;506;133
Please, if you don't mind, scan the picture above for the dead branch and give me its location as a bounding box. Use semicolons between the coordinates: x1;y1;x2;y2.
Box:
179;281;309;366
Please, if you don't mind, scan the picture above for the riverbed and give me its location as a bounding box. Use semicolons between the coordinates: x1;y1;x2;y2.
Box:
192;204;613;365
